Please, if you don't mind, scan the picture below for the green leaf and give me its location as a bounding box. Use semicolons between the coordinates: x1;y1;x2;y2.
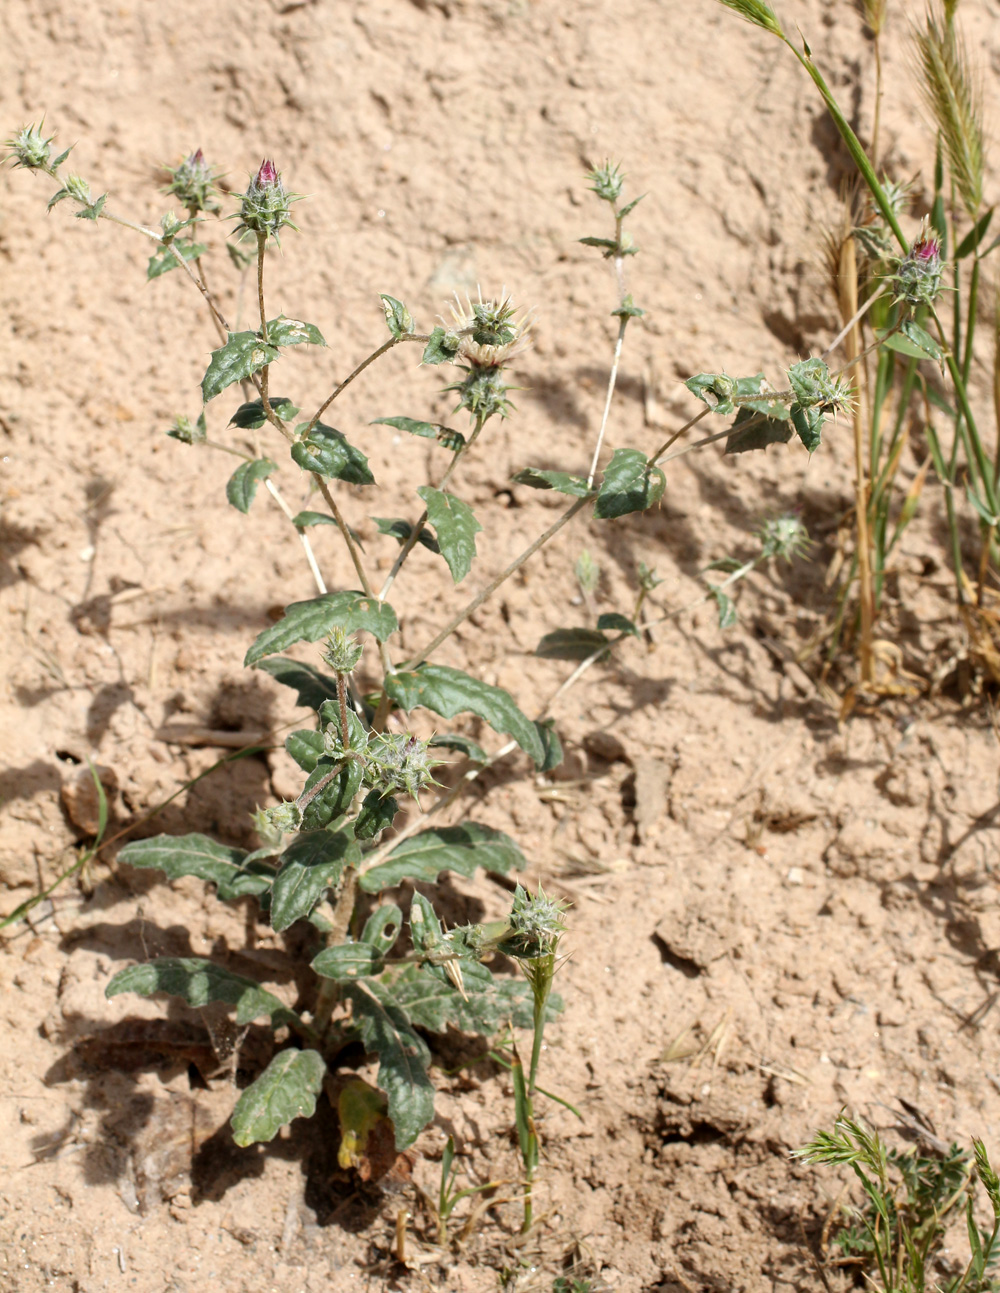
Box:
955;207;994;260
725;408;794;454
312;941;386;981
106;956;293;1027
878;320;942;362
428;733;489;763
371;416;438;439
354;789;399;840
594;448;665;519
360;822;526;893
535;627;610;660
202;331;279;402
311;905;403;980
578;236;619;254
710;586;738;629
422;327;460;366
384;664;544;765
76;193;108;221
511;468;591;497
299;757;363;832
685;372;739;415
285;729;325;772
416;487;481;583
372;516;440;554
270;829;360;931
245;591;398;665
230;1049;326;1147
343;981;435;1150
147;241;207;280
229;397;299;429
618;193;646;218
611;294;644;319
226;458;277;513
266;316;325;347
380;294;414;338
966;483;1000;527
118;833;272;901
790;404;824;453
291;423;373;486
534;718;564;773
256;657;340;710
596;612;638;636
289;510;335;529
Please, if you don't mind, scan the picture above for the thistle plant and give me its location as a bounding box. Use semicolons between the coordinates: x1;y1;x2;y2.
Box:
713;0;1000;692
3;120;842;1225
796;1116;1000;1292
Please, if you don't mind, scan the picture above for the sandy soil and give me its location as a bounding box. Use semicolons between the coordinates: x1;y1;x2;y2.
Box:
2;0;1000;1289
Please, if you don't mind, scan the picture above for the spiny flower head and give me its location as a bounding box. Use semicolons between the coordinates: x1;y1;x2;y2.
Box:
502;884;567;959
251;799;302;844
587;160;625;205
164;148;220;213
5;122;55;171
758;513;811;563
891;220;944;308
232;158;300;241
446;290;533;368
321;627;363;675
362;732;442;800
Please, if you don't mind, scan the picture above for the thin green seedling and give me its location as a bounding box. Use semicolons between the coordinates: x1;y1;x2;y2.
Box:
433;1135;505;1248
796;1115;1000;1292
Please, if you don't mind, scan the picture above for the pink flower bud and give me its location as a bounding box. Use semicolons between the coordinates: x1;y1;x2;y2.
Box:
255;159;278;188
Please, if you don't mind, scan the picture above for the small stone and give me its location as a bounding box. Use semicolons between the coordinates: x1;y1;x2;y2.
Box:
786;867;805;885
583;729;630;763
61;764;117;835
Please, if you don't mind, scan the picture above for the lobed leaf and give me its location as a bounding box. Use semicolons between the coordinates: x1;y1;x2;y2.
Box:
534;717;564;773
270;829;360;931
106;956;293;1027
416;487;481;583
118;833;272;901
147;241;207;280
230;1048;326;1147
244;591;398;665
202;331;279;402
596;612;638;636
285;729;325;772
535;627;609;660
298;757;363;831
372;516;440;554
511;468;591;497
290;510;337;528
725;408;794;455
266;316;325;347
371;416;438;439
291;423;373;486
226;458;277;513
354;789;399;840
256;657;340;710
379;294;415;338
428;733;489;764
344;981;435;1150
790;405;824;453
360;822;526;893
230;397;299;429
422;327;460;366
594;448;665;519
384;664;544;765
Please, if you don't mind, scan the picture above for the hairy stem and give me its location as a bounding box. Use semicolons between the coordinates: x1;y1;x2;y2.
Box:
378;413;488;601
303;334;428;441
400;494;592;671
